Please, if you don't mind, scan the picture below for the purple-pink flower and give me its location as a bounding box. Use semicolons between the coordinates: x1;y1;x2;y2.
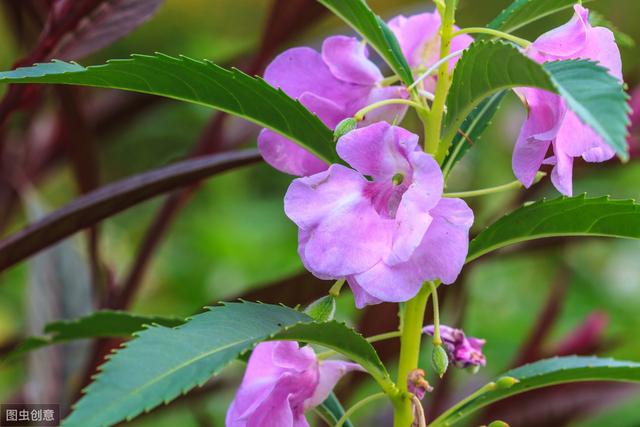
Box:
513;5;622;196
424;325;486;369
258;35;408;177
226;341;361;427
284;122;473;308
389;10;473;89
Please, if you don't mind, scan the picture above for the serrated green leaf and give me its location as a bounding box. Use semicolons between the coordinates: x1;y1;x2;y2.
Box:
431;356;640;426
443;41;630;161
6;311;185;360
488;0;591;33
467;195;640;263
63;303;391;427
316;0;413;85
0;54;337;164
442;91;506;177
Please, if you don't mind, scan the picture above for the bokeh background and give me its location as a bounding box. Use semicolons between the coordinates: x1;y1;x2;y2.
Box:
0;0;639;425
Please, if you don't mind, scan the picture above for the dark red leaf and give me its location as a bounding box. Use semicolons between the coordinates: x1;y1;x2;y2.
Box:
0;150;261;273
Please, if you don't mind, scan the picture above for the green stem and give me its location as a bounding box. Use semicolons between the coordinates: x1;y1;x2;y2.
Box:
394;284;432;427
428;382;497;427
426;0;457;157
428;281;441;346
368;330;402;344
354;99;426;121
329;279;345;297
335;392;388;427
453;27;531;48
443;172;546;199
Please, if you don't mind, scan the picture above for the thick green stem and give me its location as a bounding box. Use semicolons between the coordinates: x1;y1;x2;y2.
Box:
425;0;456;156
393;284;431;427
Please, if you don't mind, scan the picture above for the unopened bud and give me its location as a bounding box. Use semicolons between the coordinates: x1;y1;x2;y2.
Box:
333;118;358;141
488;421;510;427
466;365;480;375
432;344;449;378
304;295;336;322
495;376;519;390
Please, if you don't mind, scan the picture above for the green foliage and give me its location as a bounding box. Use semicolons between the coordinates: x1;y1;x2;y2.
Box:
467;195;640;263
63;303;390;427
7;311;185;359
0;55;337;164
487;0;586;33
317;392;354;427
442;91;506;177
431;356;640;426
316;0;414;85
444;41;630;161
304;295;336;322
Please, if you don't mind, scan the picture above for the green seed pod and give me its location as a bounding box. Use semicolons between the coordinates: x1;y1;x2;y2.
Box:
431;344;449;378
333;118;358;141
488;421;510;427
495;376;519;390
304;295;336;322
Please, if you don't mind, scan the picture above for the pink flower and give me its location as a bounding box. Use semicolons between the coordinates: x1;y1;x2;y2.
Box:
513;5;622;196
258;36;408;177
424;325;486;369
284;122;473;308
226;341;361;427
389;10;473;89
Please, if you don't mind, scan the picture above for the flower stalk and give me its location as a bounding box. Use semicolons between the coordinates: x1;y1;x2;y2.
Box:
452;27;531;48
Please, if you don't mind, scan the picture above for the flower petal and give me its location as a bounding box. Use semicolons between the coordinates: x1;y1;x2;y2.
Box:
258;129;328;177
264;47;353;103
321;35;383;85
413;198;473;285
550;142;575;196
533;5;589;57
305;360;363;409
350;260;424;303
387;151;443;265
285;165;393;277
346;277;384;308
357;86;409;125
337;122;419;180
388;12;441;68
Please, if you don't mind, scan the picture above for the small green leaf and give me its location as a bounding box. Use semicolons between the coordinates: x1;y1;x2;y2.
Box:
316;0;413;85
444;41;630;161
304;295;336;322
431;356;640;426
62;303;391;427
0;55;337;164
442;91;506;176
487;0;591;33
6;311;185;360
467;195;640;263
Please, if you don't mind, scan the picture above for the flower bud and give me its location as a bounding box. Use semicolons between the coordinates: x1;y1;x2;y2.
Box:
431;344;449;378
466;365;480;375
333;118;358;141
304;295;336;322
407;368;432;400
495;376;519;390
488;421;510;427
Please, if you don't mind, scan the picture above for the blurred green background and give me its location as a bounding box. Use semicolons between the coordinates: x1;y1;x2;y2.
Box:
0;0;639;426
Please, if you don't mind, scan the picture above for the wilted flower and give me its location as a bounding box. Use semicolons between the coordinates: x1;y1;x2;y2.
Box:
258;35;408;176
284;122;473;308
226;341;361;427
513;5;622;196
424;325;486;369
389;10;473;89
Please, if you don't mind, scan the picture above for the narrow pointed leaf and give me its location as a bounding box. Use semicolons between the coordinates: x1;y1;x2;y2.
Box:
63;303;390;427
488;0;592;33
7;311;185;359
317;393;353;427
444;41;630;160
442;91;506;176
432;356;640;426
0;54;337;164
316;0;413;85
467;195;640;263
